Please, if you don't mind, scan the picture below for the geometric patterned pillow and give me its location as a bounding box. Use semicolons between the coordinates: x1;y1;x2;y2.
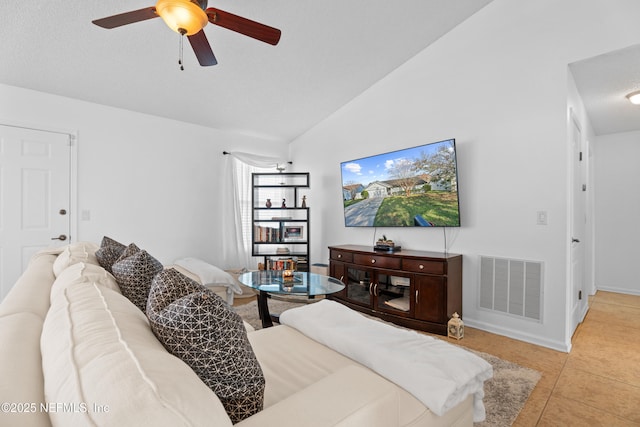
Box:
111;248;163;313
95;236;127;274
147;287;265;424
146;268;204;314
116;242;141;261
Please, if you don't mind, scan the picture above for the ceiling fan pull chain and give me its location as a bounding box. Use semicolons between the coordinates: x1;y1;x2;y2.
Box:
179;32;185;71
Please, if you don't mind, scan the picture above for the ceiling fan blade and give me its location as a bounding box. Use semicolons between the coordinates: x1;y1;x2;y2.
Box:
188;30;218;66
92;7;158;29
205;8;281;45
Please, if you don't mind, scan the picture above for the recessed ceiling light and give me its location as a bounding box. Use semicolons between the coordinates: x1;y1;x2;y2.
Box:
626;90;640;105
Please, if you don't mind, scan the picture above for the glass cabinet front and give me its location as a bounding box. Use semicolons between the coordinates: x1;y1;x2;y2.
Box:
375;273;412;316
342;267;413;316
344;267;372;306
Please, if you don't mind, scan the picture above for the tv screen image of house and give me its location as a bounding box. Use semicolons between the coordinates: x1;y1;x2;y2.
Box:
340;139;460;227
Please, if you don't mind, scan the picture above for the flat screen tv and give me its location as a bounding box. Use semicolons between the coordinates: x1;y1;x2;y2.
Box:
340;138;460;227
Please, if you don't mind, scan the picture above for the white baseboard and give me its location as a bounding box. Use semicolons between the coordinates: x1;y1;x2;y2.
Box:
463;318;571;353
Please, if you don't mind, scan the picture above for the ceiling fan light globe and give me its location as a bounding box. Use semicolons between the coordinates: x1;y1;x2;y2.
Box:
156;0;208;36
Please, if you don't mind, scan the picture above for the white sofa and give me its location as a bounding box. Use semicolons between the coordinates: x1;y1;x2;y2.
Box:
0;242;479;427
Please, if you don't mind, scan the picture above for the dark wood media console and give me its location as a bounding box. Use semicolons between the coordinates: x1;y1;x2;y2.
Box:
328;245;462;335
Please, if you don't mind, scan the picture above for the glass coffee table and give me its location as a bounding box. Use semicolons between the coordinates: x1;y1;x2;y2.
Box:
238;270;345;328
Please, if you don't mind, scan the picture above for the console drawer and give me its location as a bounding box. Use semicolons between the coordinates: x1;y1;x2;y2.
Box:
402;259;445;275
330;249;353;263
353;254;401;269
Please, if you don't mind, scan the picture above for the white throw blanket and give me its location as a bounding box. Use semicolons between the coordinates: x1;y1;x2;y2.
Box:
279;300;493;422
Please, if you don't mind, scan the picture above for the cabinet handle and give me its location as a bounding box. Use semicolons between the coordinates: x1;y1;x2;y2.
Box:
371;259;376;264
339;275;344;283
374;283;379;296
337;254;342;259
369;283;373;295
415;290;419;304
419;264;424;270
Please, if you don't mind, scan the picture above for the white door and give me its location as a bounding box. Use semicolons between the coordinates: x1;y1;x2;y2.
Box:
0;124;71;301
569;114;587;333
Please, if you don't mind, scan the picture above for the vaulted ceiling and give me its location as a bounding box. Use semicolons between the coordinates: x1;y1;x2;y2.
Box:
0;0;493;142
1;1;638;141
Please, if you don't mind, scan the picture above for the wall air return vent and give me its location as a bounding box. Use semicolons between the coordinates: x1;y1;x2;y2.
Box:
479;256;543;322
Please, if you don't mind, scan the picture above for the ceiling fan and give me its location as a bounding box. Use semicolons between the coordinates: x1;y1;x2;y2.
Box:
92;0;281;66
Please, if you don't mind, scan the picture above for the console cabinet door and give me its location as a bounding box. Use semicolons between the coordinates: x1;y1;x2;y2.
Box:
343;266;373;307
374;271;413;317
414;275;447;323
330;261;348;299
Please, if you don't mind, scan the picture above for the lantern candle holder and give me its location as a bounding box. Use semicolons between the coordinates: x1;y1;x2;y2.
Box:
447;312;464;340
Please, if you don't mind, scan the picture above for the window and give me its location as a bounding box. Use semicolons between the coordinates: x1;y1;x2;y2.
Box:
235;162;272;267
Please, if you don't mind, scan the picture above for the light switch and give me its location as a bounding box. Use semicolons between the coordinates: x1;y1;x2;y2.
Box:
536;211;547;225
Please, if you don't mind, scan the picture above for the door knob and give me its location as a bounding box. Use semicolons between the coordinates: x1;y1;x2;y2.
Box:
51;234;67;241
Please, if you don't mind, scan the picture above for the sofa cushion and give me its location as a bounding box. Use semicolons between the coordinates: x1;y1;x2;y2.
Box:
248;325;431;427
235;365;400;427
52;241;99;277
111;247;163;312
0;312;51;427
41;282;233;427
0;252;58;320
94;236;127;274
50;262;120;303
147;283;265;424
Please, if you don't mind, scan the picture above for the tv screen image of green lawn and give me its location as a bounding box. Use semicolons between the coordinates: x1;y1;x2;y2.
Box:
341;139;460;227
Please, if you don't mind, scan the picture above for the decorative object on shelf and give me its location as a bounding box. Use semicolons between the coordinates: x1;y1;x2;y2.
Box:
283;226;303;241
377;235;393;246
265;198;272;208
448;312;464;340
374;235;401;252
281;198;286;208
276;163;286;173
301;195;307;208
275;247;290;255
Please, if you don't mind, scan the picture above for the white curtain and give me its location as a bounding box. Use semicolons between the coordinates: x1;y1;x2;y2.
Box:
221;152;288;269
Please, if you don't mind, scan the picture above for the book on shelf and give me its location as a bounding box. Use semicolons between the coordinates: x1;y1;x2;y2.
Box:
265;258;298;271
254;225;281;243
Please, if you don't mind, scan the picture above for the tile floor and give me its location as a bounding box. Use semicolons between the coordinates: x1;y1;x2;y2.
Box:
451;291;640;426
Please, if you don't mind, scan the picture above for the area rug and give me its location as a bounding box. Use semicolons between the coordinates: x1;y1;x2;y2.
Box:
234;299;541;427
